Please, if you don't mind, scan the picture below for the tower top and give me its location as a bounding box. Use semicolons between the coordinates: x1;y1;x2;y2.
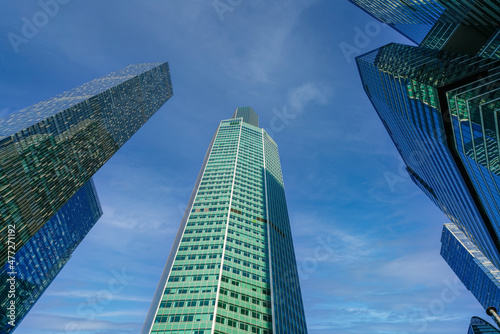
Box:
231;106;259;127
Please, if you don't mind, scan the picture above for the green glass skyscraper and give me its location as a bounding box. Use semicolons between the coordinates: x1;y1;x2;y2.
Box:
142;107;307;334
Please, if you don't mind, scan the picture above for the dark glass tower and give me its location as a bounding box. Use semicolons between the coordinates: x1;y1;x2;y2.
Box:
357;43;500;264
356;41;500;308
348;0;500;56
0;62;173;332
348;0;447;44
142;108;307;334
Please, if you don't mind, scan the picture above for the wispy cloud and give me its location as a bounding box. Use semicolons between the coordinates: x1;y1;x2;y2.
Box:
44;290;151;302
287;82;333;113
18;313;139;332
0;107;11;118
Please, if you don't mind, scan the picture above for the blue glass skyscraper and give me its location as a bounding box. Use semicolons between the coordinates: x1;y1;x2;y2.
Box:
353;0;500;318
348;0;500;56
357;43;500;267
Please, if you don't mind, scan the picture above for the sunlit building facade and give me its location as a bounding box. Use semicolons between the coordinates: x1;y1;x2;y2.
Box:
142;107;307;334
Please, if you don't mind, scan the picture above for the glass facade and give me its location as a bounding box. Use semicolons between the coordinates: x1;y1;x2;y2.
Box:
468;317;500;334
348;0;448;44
356;41;500;318
0;62;173;268
447;67;500;242
0;62;173;332
479;29;500;60
352;0;500;327
348;0;500;56
357;43;500;269
441;223;500;310
0;179;102;333
142;107;307;334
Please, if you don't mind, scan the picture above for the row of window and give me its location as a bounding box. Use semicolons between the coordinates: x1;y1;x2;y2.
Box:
183;227;224;235
154;312;213;323
175;253;221;261
171;263;220;271
150;330;206;334
189;214;226;220
215;315;271;334
164;286;217;295
160;298;215;308
186;221;225;227
192;200;229;207
168;274;218;283
178;243;223;252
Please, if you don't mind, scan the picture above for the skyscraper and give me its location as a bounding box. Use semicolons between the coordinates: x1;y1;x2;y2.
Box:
0;62;172;265
142;107;307;334
357;43;500;266
348;0;500;56
352;0;500;317
468;316;500;334
441;223;500;310
0;62;173;332
1;180;102;332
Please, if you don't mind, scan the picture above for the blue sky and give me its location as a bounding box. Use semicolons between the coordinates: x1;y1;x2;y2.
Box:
0;0;490;333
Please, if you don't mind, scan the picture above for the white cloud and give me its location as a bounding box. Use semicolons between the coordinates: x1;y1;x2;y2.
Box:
377;251;459;287
287;82;333;113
